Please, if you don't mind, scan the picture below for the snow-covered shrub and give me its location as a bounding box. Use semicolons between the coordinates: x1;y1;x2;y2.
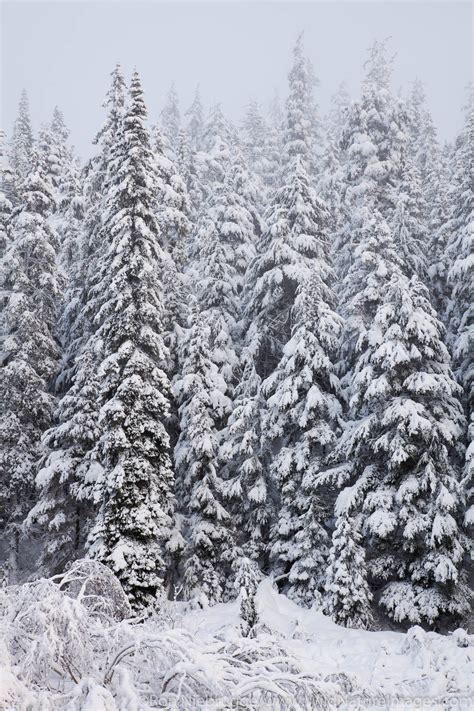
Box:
235;556;261;637
1;562;471;709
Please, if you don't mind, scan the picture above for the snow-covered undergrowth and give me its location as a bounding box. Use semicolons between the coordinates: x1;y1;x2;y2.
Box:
1;562;472;710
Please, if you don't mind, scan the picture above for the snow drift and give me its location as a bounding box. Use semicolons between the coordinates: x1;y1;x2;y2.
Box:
0;561;472;710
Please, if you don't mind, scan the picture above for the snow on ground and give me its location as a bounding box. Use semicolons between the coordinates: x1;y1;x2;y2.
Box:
184;579;473;708
0;562;472;710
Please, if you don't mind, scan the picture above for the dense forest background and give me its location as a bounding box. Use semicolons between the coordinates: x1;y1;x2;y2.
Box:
0;35;472;635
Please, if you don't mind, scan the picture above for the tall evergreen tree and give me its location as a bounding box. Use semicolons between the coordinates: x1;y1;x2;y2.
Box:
323;273;469;628
160;83;181;160
428;143;454;317
390;148;428;279
28;66;127;576
225;36;327;570
241;100;270;182
173;304;235;603
0;133;13;259
337;196;402;391
319;85;350;240
264;91;284;191
246;154;328;379
185;86;205;153
85;72;176;611
176;127;206;229
9;90;34;185
265;271;343;604
335;40;406;283
446;88;474;531
0;154;62;578
220;331;268;564
37;107;72;197
153;122;191;266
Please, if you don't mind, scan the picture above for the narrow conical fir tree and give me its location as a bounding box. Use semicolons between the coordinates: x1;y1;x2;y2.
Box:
445;88;474;534
85;72;176;610
323;273;468;629
241;100;272;191
0;154;63;578
246;155;329;379
225;36;328;570
220;333;268;564
335;40;406;284
324;513;373;629
428;143;453;318
235;557;261;637
390;148;428;279
173;303;236;603
160;83;181;160
265;271;343;605
176;126;205;230
0;192;12;263
29;67;128;577
185;86;205;153
337;196;402;389
10;89;34;185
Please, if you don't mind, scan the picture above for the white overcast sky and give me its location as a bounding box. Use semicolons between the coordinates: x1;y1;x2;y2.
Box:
1;1;472;158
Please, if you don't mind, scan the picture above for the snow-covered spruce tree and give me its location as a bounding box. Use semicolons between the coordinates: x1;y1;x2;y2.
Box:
241;100;273;195
160;83;181;160
85;72;177;611
203;149;258;298
246;155;328;380
264;271;343;605
337;196;402;389
173;146;259;597
151;121;191;447
445;88;474;532
0;154;62;579
231;145;266;245
220;332;269;564
9;89;34;185
185;86;205;153
0;157;12;259
37;107;72;198
246;35;325;378
27;67;127;577
202;103;237;155
62;64;127;375
65;65;126;359
323;273;469;629
235;557;261;637
390;147;428;279
324;513;373;629
223;36;327;570
56;156;84;276
335;40;406;283
152;121;191;267
176;127;205;229
0;129;15;204
428;143;454;318
264;91;284;191
407;80;441;222
190;106;237;262
318;84;350;237
26;344;101;574
284;33;318;169
173;303;235;603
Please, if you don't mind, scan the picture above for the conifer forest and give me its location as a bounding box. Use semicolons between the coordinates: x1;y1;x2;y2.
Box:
0;3;473;706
